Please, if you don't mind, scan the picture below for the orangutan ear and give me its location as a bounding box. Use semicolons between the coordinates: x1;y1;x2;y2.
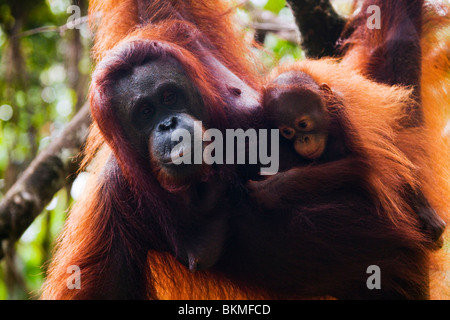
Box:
320;83;332;94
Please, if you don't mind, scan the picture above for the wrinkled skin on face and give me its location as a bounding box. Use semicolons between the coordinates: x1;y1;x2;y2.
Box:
112;57;208;180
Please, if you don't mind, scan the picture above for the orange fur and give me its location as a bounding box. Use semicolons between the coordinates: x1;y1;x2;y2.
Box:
88;0;260;84
267;60;420;225
41;0;450;300
342;2;450;299
420;21;450;300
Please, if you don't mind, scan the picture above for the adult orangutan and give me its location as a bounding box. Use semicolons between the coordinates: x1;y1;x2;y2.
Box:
41;0;450;299
41;0;264;299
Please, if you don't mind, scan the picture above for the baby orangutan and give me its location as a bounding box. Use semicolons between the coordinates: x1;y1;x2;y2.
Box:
267;72;333;161
250;70;445;246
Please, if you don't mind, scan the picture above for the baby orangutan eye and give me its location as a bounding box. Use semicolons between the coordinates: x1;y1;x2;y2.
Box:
280;127;295;139
297;119;311;131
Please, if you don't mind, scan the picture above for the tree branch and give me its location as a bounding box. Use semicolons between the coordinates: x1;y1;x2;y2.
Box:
0;104;91;259
251;21;300;44
14;16;89;38
286;0;347;58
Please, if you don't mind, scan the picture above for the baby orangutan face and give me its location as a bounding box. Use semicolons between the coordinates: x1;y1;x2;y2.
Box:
264;71;331;160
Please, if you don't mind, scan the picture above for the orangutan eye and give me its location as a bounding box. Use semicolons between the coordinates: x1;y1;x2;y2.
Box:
141;104;154;116
283;128;294;136
162;91;177;105
297;120;310;130
280;127;295;139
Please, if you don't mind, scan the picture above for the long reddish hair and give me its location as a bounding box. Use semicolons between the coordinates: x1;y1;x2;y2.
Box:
342;0;450;298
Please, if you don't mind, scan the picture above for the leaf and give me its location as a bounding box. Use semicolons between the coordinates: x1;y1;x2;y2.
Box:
264;0;286;14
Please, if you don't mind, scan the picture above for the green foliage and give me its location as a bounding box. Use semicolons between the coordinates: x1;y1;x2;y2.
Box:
0;0;90;300
263;33;304;64
264;0;286;14
16;189;69;298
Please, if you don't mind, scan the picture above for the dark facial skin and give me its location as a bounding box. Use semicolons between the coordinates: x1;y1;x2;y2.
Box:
109;57;231;271
265;75;331;160
112;57;207;180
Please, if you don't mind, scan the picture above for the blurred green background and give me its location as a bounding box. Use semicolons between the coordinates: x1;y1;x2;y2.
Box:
0;0;447;300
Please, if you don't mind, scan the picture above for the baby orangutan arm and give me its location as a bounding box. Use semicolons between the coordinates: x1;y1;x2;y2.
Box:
247;156;369;210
